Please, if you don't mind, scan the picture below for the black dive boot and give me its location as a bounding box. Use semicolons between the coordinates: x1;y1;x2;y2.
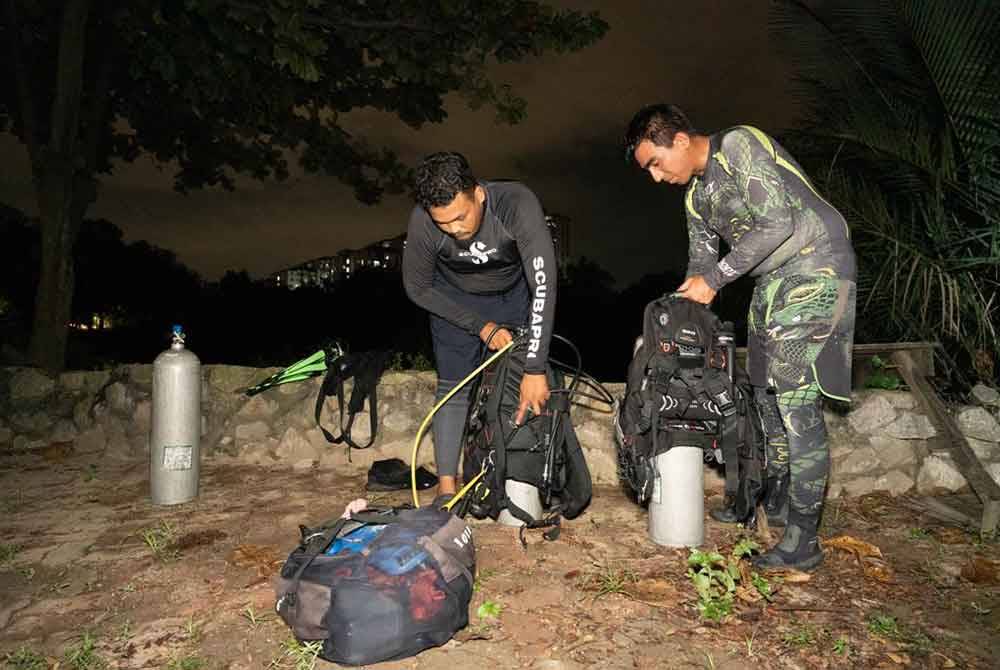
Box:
750;509;823;571
709;495;744;524
762;474;789;527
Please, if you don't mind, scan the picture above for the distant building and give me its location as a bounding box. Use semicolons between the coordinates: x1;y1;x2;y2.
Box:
271;212;569;290
271;234;406;290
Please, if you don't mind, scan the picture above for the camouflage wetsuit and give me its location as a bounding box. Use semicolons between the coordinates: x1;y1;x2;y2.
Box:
685;126;857;516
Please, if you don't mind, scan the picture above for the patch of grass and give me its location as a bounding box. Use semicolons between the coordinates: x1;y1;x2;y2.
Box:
3;646;47;670
83;464;98;482
907;527;931;541
0;542;22;567
242;604;272;629
17;566;35;581
476;600;502;619
184;616;203;643
867;612;933;655
62;633;107;670
115;620;134;643
268;638;322;670
589;564;638;600
832;636;850;655
165;656;205;670
141;521;179;562
783;623;818;647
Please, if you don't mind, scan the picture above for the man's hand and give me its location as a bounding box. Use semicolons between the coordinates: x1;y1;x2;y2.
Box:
515;373;550;425
479;321;513;350
677;275;717;305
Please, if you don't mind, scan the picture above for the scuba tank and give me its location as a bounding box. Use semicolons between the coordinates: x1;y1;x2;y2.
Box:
150;325;202;505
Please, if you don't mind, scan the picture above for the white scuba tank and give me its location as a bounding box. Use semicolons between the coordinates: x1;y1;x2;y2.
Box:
150;325;201;505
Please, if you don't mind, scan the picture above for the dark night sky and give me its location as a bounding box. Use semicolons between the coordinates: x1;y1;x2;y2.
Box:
0;0;798;286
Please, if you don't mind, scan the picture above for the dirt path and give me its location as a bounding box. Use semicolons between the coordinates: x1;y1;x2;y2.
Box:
2;451;999;669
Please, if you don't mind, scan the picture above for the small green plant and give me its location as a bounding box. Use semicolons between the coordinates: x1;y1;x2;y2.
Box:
83;464;98;482
115;620;134;643
688;538;767;622
184;616;203;642
907;527;931;540
269;638;322;670
387;351;434;372
62;633;107;670
18;566;35;581
867;612;933;655
832;637;849;655
141;520;179;561
688;549;736;622
589;564;638;600
477;600;503;619
783;623;817;647
0;542;22;567
165;656;205;670
3;646;47;670
864;355;902;390
242;604;272;628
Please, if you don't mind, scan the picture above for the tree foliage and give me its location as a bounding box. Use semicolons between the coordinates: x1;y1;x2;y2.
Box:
771;0;1000;383
0;0;607;370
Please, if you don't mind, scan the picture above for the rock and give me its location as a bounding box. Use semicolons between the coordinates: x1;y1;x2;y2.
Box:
236;394;280;420
971;383;1000;407
969;438;999;462
957;406;1000;442
206;365;260;393
917;454;968;493
128;364;154;389
0;424;11;445
848;394;897;433
988;463;1000;487
58;371;88;391
105;382;134;415
9;411;46;433
73;397;94;430
837;445;881;476
275;426;320;463
884;412;937;439
345;410;372;444
883;391;918;410
49;419;78;443
103;415;133;459
873;471;915;496
583;445;618;485
842;476;877;498
869;435;916;470
132;399;152;437
576;421;614;451
238;442;277;465
382;409;415;434
76;425;107;454
234;420;271;442
830;441;856;461
9;368;56;402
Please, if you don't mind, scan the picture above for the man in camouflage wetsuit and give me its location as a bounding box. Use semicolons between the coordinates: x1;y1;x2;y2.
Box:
624;104;856;571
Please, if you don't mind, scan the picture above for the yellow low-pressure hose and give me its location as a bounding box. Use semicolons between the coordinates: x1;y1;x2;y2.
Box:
411;340;515;508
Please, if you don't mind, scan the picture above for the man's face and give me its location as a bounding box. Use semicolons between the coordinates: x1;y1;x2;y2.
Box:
633;135;695;186
428;186;486;241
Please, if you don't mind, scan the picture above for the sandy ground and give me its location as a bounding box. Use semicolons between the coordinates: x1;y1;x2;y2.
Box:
2;449;999;670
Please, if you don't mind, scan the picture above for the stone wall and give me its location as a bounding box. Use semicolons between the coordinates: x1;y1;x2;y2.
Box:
1;365;998;498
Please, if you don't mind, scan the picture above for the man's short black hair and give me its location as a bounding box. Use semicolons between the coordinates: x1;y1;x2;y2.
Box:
623;104;698;162
414;152;477;209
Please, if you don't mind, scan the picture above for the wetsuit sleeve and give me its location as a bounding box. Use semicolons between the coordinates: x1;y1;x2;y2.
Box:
703;128;794;290
402;208;488;336
504;188;557;373
684;183;720;279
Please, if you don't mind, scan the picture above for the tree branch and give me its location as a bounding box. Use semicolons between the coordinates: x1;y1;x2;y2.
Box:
4;0;40;162
49;0;92;155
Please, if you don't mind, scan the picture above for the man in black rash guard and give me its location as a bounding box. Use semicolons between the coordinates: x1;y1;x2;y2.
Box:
403;152;558;498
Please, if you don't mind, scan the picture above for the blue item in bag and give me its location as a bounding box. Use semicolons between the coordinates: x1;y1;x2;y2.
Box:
369;543;428;575
325;524;386;555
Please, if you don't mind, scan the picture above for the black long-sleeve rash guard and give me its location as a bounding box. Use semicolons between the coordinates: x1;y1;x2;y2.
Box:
402;180;557;374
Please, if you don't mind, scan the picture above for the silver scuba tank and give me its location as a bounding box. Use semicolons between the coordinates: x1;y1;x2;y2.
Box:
150;325;201;505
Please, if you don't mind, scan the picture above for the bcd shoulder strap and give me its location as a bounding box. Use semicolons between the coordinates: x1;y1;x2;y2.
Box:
314;350;390;450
